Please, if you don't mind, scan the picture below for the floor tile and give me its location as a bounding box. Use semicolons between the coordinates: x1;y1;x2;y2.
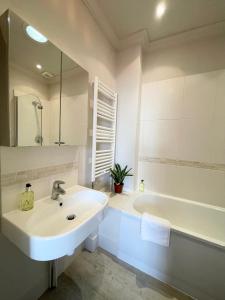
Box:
40;249;193;300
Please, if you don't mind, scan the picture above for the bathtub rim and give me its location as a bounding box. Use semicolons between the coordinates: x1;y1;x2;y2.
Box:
133;190;225;213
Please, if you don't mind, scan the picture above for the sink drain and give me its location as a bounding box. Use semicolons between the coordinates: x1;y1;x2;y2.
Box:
66;214;76;221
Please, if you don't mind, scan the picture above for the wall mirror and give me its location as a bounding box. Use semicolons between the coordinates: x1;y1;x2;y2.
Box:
0;10;89;147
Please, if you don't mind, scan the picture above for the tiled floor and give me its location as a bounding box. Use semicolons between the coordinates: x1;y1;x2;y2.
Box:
40;249;193;300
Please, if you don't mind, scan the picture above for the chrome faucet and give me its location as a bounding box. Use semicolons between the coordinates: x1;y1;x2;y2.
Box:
51;180;66;200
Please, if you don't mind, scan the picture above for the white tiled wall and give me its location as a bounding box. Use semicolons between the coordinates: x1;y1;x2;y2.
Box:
139;120;180;159
139;162;225;207
140;69;225;164
141;77;184;121
139;69;225;207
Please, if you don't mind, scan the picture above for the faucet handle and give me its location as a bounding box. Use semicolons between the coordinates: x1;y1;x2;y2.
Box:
53;180;65;188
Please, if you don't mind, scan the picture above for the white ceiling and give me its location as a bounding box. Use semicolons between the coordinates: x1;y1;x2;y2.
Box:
98;0;225;40
85;0;225;47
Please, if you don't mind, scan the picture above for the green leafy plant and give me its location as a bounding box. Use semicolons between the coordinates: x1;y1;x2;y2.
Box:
110;163;133;185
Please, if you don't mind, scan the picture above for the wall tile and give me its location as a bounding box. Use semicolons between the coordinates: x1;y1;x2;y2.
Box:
139;68;225;207
141;41;225;208
1;167;78;213
178;118;213;162
182;71;218;119
211;117;225;164
1;162;78;187
139;157;225;172
0;146;79;174
138;161;225;208
141;77;184;121
139;120;179;159
143;36;225;84
215;70;225;119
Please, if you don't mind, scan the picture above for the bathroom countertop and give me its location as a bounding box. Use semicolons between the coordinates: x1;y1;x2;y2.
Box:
105;191;141;217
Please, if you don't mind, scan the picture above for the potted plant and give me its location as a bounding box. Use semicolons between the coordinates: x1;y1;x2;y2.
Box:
110;163;133;193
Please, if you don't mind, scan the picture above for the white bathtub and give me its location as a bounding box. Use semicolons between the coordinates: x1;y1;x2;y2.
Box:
99;191;225;300
134;192;225;248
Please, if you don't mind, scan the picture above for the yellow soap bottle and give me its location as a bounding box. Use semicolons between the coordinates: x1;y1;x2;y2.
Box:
20;183;34;211
139;180;145;192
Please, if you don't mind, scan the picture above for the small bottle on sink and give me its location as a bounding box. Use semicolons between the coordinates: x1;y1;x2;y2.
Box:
20;183;34;211
139;180;145;192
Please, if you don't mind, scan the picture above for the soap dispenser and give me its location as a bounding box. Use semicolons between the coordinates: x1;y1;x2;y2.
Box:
139;180;145;192
20;183;34;211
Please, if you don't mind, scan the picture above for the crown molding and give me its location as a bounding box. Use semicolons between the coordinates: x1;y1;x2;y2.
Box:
82;0;120;49
82;0;225;53
119;29;149;51
146;20;225;53
82;0;150;51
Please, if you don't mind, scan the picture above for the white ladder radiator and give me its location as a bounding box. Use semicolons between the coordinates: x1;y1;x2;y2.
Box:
91;77;118;185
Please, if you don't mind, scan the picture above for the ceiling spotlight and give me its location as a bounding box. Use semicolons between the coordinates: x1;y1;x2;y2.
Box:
26;25;48;43
156;2;166;19
36;64;42;70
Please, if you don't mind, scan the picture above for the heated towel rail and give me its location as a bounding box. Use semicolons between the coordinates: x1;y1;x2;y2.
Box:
91;77;118;184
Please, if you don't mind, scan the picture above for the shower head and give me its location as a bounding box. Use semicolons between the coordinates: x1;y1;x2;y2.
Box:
32;98;43;110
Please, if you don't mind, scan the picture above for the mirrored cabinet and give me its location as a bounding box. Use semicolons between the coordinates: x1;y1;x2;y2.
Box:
0;10;89;147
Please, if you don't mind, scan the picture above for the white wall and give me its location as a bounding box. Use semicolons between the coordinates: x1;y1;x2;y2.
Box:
140;35;225;207
143;35;225;82
0;1;116;299
116;45;142;191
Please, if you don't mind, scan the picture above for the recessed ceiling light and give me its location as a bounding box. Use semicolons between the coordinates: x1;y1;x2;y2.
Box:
156;2;166;19
36;64;42;70
26;25;48;43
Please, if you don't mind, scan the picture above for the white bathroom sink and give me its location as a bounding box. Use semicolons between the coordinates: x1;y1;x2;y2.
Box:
2;185;108;261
